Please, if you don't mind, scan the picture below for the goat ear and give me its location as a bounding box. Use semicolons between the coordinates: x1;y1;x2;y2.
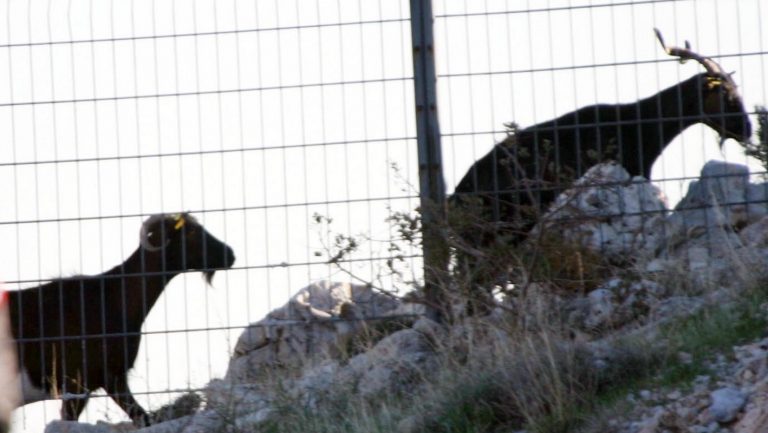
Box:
173;214;186;231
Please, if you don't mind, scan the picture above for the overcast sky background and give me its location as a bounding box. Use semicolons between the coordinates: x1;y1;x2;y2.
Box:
1;0;766;430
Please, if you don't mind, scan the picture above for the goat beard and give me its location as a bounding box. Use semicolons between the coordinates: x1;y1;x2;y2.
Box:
202;271;215;285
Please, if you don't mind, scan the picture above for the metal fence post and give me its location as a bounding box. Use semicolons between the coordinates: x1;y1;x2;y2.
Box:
410;0;449;323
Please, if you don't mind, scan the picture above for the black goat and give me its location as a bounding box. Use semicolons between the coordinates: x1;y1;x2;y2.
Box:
450;30;752;309
9;213;235;426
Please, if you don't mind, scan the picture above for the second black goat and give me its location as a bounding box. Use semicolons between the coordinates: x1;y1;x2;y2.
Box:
450;30;752;309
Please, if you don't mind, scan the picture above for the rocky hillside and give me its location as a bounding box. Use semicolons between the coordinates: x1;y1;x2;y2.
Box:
44;161;768;433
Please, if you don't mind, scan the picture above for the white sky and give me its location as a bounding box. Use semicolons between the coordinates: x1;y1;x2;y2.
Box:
1;0;766;430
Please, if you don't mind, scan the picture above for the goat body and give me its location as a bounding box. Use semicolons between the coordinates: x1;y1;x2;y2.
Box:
9;213;235;426
450;67;751;314
453;31;752;249
452;72;752;245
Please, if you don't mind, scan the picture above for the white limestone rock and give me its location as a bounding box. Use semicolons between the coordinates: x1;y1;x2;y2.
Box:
538;162;668;261
342;327;436;399
228;281;402;382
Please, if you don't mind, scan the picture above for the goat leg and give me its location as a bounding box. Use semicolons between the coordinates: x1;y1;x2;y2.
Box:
105;376;150;427
60;394;89;421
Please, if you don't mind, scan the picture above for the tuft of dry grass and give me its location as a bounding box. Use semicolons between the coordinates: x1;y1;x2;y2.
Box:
407;320;661;433
246;273;768;433
249;309;660;433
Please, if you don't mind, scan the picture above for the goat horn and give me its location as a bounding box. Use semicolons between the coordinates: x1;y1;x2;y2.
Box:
140;215;170;252
654;28;669;53
654;28;726;77
654;28;741;100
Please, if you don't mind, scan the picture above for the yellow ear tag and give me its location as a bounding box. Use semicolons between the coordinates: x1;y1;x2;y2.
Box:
174;215;186;231
706;77;723;90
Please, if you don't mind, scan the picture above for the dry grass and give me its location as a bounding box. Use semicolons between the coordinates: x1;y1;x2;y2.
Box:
247;309;661;433
244;273;768;433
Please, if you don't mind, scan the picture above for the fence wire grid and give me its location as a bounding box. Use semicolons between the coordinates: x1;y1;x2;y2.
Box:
1;0;766;430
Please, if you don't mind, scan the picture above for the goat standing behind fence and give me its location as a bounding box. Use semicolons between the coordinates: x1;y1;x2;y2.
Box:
450;30;752;313
9;213;235;426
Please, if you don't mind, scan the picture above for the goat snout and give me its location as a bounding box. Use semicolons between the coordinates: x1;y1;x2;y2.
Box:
224;246;235;268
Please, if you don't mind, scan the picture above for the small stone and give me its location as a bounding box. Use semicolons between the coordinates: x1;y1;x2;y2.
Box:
740;356;767;381
708;387;747;423
690;422;719;433
667;390;682;400
639;389;653;400
678;352;694;364
636;406;665;433
742;369;755;381
694;375;712;393
585;288;616;329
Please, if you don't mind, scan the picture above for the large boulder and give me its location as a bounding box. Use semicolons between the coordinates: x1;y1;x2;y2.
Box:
290;318;439;407
537;160;768;333
537;161;668;262
538;160;768;286
203;381;272;430
651;161;768;285
662;160;751;257
672;160;753;227
566;278;667;333
203;318;439;430
341;323;437;399
227;281;403;382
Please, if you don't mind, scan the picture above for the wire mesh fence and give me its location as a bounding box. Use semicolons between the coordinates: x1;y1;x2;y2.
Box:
1;0;766;430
